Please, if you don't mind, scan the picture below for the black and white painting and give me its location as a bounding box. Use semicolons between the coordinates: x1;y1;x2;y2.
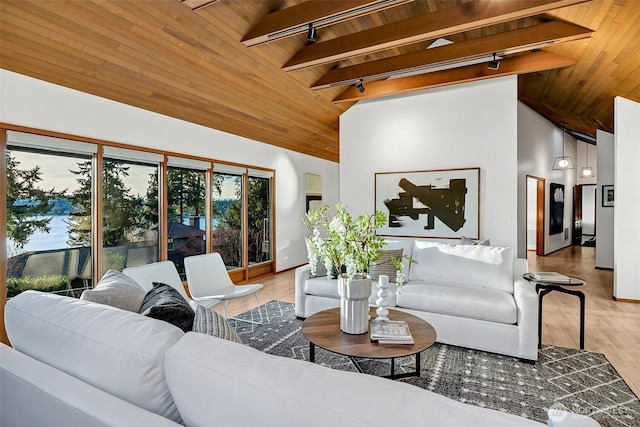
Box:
375;167;480;239
549;183;564;235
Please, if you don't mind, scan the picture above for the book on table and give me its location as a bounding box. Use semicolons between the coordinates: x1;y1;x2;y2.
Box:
370;319;414;344
529;272;571;283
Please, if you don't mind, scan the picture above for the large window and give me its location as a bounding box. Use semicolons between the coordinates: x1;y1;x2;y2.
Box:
102;148;161;275
5;131;95;297
3;128;275;305
212;168;244;270
248;173;272;265
166;158;208;278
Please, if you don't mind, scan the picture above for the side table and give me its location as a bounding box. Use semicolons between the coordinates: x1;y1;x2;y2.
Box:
523;273;586;349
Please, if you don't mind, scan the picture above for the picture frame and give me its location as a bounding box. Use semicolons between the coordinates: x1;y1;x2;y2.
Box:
549;183;565;235
602;185;614;207
374;167;480;239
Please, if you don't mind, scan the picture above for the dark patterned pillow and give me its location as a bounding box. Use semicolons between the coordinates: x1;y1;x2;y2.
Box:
192;305;242;344
139;282;195;333
369;249;403;283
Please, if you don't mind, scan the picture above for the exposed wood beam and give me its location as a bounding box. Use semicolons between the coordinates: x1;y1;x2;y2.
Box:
313;20;592;89
283;0;590;71
180;0;221;12
333;51;577;103
241;0;412;47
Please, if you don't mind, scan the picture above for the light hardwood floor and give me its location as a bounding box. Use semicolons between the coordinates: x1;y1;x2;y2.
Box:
219;246;640;396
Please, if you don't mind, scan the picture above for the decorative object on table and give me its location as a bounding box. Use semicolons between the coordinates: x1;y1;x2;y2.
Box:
370;319;414;344
374;167;480;239
602;184;614;207
304;203;394;334
375;274;391;321
549;183;565;235
528;272;571;283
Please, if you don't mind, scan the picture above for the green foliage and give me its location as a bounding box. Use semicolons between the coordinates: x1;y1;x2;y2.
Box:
5;151;64;248
146;168;206;224
67;160;149;246
304;203;387;278
7;275;69;298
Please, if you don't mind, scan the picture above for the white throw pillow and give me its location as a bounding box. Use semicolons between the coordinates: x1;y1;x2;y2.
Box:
408;240;514;293
80;269;146;312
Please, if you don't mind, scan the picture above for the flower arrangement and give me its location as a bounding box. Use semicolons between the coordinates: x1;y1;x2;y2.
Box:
304;203;405;284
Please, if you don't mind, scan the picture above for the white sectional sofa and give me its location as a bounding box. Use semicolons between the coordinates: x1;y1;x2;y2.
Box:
1;290;595;427
296;239;539;361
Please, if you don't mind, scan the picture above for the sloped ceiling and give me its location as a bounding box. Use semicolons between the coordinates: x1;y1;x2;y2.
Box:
1;0;638;162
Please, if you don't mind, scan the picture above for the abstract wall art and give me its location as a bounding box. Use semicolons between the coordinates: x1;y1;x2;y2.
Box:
549;183;565;235
374;167;480;239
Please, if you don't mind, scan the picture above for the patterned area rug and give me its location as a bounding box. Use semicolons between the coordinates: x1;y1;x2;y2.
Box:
231;301;639;426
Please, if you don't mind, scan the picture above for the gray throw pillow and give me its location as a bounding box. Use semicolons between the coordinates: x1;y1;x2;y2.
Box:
369;249;403;283
139;282;195;333
80;269;146;312
192;305;242;344
461;236;491;246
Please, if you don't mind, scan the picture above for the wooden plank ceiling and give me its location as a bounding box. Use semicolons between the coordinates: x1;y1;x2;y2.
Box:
1;1;638;162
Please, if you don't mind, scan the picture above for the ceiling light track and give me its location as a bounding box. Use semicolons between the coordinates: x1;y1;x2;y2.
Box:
243;0;411;47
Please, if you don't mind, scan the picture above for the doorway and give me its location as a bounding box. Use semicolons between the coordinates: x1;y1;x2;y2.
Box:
526;176;545;256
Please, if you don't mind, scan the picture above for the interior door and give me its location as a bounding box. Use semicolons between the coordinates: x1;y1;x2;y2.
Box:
573;185;583;246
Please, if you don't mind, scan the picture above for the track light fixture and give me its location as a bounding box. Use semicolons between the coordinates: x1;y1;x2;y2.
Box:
488;53;500;70
306;23;316;43
356;79;365;93
552;123;575;170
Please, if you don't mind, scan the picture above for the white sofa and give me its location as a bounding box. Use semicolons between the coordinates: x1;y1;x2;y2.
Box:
1;290;595;427
296;239;539;361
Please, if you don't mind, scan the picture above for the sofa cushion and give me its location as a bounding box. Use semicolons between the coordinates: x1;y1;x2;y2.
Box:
369;249;403;282
80;269;146;312
139;282;195;333
408;241;514;293
396;283;517;324
5;291;184;424
164;332;543;427
192;305;242;344
304;277;398;307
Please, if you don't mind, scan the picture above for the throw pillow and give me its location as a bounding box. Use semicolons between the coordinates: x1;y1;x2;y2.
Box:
192;305;242;344
369;249;403;283
461;236;491;246
80;269;146;312
139;282;195;333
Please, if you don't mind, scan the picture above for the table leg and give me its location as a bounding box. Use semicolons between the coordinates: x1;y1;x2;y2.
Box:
537;286;554;349
390;357;395;379
579;291;585;349
309;341;315;363
415;353;421;378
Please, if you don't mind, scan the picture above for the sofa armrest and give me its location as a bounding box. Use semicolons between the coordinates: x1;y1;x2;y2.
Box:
295;264;312;318
514;278;539;360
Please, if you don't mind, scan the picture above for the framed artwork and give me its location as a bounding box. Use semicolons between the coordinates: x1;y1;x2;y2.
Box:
374;167;480;239
602;185;614;207
549;183;564;235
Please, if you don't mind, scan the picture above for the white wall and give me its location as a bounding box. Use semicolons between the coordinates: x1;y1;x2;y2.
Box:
614;97;640;300
526;177;538;250
340;76;518;248
596;130;615;269
517;102;576;258
0;70;339;272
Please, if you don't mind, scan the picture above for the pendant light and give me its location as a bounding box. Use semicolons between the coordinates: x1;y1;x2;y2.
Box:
552;123;575;170
579;142;595;178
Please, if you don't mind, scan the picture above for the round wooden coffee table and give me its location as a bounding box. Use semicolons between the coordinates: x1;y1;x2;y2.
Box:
301;307;437;379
